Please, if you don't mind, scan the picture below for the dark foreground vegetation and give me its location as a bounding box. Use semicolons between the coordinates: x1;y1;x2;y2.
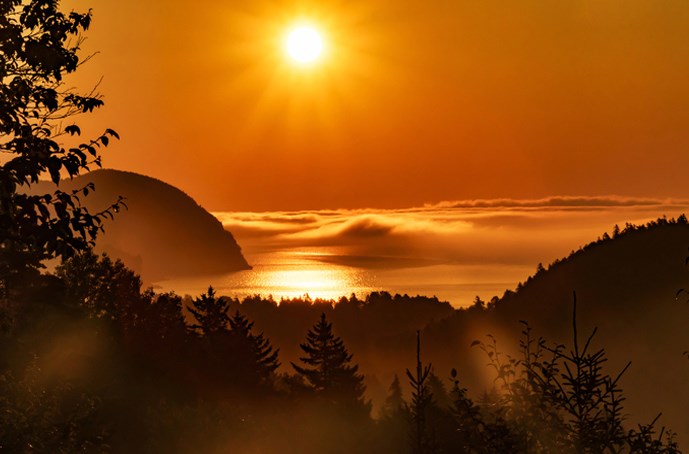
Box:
0;248;683;452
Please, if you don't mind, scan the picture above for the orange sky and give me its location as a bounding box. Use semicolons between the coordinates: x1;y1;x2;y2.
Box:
68;0;689;211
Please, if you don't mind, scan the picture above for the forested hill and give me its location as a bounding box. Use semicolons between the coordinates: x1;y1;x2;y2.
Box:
493;215;689;325
30;169;250;280
420;216;689;447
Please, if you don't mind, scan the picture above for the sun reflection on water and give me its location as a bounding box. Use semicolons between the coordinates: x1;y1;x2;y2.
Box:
255;267;358;300
152;249;521;307
240;251;372;300
155;250;380;302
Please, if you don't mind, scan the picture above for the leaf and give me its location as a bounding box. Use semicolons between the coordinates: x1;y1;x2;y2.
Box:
65;124;81;136
37;204;50;219
48;157;62;184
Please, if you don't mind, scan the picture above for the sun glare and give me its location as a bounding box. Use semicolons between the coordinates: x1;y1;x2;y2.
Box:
285;25;324;64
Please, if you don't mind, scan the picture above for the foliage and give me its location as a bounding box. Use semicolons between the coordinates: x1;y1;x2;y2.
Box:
131;290;187;341
0;363;108;452
470;293;680;453
227;310;280;385
187;286;229;337
292;313;368;414
447;368;486;452
56;249;141;320
380;374;405;420
0;0;121;292
1;255;686;452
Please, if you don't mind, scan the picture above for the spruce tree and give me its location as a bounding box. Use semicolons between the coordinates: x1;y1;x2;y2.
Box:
380;374;405;420
228;310;280;384
291;313;368;413
379;374;410;453
406;330;435;454
187;287;229;337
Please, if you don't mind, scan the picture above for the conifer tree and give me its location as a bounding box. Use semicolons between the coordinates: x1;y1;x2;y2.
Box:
228;310;280;384
379;374;410;453
291;313;368;413
380;374;405;420
187;287;229;337
427;372;450;409
406;331;436;454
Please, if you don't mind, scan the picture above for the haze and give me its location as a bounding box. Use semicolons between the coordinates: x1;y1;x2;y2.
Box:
68;0;689;211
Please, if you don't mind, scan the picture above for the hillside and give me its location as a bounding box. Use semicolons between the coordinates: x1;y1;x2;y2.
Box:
422;218;689;446
30;169;250;281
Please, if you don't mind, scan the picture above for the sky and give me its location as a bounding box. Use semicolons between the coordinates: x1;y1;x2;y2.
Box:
67;0;689;211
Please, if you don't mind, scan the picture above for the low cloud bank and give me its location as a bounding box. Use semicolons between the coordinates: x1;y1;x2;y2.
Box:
214;197;689;270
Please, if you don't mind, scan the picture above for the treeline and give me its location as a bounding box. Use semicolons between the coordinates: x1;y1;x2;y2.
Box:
0;251;681;452
511;215;689;299
1;252;372;452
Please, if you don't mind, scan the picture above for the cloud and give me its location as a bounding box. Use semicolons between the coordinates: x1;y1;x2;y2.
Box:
335;217;395;238
426;196;683;209
212;197;689;269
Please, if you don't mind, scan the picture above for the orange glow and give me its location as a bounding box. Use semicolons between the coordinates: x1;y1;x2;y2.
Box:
67;0;689;211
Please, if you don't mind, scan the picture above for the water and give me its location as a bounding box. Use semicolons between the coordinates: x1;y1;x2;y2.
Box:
153;249;528;307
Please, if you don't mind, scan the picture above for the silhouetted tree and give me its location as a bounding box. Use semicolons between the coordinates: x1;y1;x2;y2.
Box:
291;313;368;414
187;286;229;337
380;374;405;420
378;374;410;453
56;250;141;320
123;290;187;347
406;331;436;454
471;295;485;309
447;368;486;452
473;293;681;453
0;0;121;294
227;310;280;385
427;372;449;409
0;361;108;452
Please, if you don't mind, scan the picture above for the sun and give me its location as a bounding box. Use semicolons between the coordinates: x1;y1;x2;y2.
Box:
284;25;324;64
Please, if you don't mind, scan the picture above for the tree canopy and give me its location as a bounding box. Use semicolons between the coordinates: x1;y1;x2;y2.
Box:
292;313;368;415
0;0;121;291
